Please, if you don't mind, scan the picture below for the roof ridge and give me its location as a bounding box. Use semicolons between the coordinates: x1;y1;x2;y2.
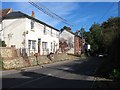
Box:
3;11;60;32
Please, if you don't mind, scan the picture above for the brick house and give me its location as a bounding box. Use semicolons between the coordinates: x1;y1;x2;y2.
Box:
74;35;82;55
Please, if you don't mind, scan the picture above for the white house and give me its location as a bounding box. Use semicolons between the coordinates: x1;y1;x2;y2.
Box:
59;29;75;54
2;11;59;56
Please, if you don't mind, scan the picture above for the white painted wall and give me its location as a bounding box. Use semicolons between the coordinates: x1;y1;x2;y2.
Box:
2;17;59;55
59;30;75;54
2;18;26;48
25;18;59;55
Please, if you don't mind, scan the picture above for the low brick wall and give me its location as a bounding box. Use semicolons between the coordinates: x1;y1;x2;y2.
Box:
2;54;81;70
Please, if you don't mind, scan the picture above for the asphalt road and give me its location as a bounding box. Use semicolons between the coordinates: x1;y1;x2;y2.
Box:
1;57;107;88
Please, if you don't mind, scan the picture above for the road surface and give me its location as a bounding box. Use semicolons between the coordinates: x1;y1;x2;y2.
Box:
1;57;109;88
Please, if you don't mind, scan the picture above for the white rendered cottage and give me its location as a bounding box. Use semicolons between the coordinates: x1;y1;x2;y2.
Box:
2;11;59;56
59;29;75;54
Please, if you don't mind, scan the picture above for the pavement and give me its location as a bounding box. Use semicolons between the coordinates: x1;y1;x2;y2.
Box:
1;56;113;88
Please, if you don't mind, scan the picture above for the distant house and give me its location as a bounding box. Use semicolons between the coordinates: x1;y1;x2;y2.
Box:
1;10;59;56
59;29;82;54
74;35;82;55
59;29;75;54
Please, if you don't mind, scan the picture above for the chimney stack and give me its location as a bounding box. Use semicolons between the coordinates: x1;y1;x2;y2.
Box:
75;30;79;35
67;27;72;32
32;11;35;17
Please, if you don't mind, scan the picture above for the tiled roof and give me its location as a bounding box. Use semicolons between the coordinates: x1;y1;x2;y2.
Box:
64;29;75;35
3;11;59;32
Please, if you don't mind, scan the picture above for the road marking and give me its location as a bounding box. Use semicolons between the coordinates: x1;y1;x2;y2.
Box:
10;75;48;88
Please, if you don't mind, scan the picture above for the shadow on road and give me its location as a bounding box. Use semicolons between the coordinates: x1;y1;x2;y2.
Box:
2;57;119;88
2;71;119;88
46;57;103;76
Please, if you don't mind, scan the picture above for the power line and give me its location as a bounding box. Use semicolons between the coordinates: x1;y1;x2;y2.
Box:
80;2;115;32
28;0;74;26
97;2;115;23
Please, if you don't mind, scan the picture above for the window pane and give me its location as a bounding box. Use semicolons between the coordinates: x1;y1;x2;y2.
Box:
32;41;36;49
51;42;52;51
44;26;47;34
42;42;47;50
28;40;31;49
31;20;34;29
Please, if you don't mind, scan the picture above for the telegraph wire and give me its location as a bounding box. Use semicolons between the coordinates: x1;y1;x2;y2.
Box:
79;2;115;32
97;2;115;23
28;0;74;26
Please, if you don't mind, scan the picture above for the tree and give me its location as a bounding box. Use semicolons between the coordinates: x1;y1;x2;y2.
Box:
79;27;86;38
63;26;68;30
0;40;6;47
88;23;104;55
101;17;120;68
61;26;72;31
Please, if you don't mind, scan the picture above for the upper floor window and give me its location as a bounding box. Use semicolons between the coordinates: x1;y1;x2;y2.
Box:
31;20;35;30
43;25;47;35
56;32;59;38
51;28;53;36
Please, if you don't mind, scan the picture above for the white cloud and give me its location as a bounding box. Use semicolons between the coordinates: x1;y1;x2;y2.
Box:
75;16;92;24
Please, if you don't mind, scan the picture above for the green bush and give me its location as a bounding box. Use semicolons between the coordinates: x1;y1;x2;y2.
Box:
0;60;4;70
109;69;120;80
0;40;6;47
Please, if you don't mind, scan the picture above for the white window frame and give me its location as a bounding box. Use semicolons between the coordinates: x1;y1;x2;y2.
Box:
42;42;48;51
43;25;47;35
31;20;35;30
28;40;36;50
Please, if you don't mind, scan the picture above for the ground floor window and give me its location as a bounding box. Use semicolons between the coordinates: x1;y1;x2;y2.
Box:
28;40;36;50
42;42;48;51
51;42;53;52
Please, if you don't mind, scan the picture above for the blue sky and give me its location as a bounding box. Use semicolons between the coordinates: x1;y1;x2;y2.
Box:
2;2;118;32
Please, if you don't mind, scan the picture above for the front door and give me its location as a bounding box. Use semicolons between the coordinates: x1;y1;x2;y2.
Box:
38;38;41;55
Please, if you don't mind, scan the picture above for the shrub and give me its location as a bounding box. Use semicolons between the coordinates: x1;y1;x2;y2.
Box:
109;69;120;80
0;40;6;47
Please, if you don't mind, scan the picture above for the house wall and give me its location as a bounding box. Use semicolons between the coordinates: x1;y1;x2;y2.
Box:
2;18;26;48
2;17;59;56
75;35;82;55
25;18;59;55
0;23;1;40
59;30;75;54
